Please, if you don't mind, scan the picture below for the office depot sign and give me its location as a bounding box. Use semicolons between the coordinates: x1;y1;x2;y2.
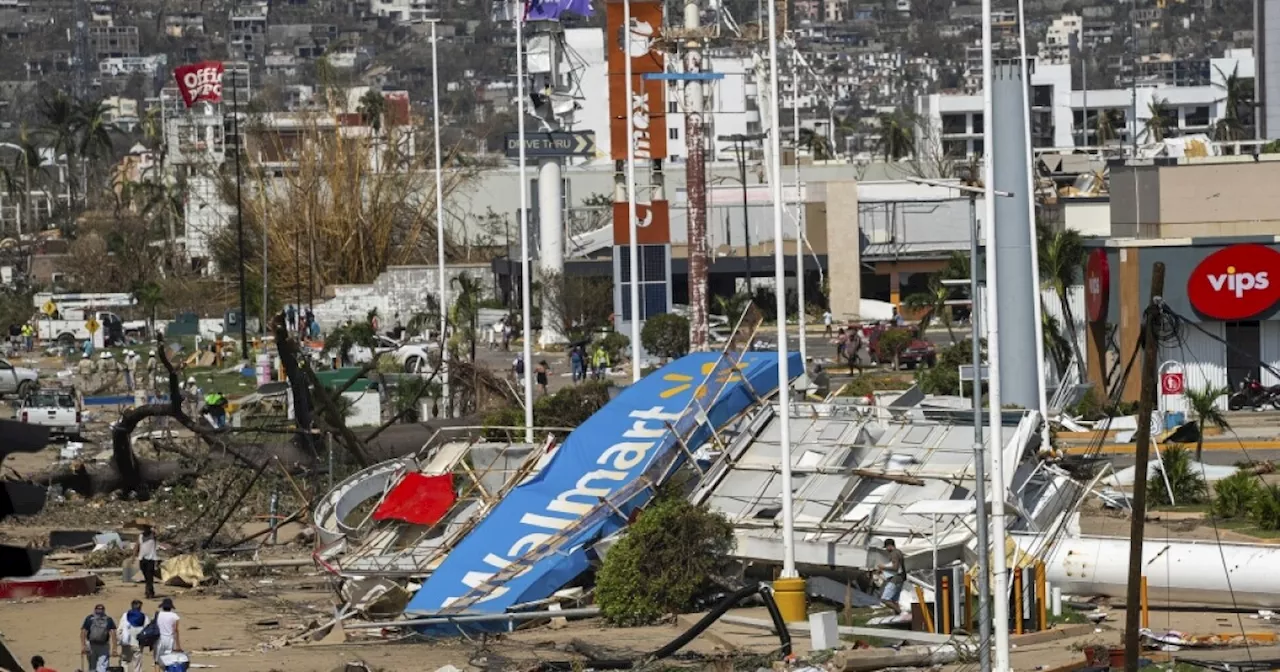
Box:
1187;244;1280;320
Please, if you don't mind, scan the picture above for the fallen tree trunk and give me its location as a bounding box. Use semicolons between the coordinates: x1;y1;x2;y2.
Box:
33;458;199;496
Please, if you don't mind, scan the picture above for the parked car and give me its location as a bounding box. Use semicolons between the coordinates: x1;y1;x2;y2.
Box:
867;325;937;369
0;357;38;398
19;387;83;439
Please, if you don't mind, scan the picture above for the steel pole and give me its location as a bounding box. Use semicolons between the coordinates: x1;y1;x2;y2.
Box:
624;0;643;382
767;0;797;579
231;68;249;359
739;140;752;295
432;20;449;416
791;48;807;366
516;11;535;441
981;0;1012;663
970;194;992;672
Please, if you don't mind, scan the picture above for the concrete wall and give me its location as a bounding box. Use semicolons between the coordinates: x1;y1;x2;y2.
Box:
825;179;862;321
1062;199;1111;237
1107;164;1161;238
311;263;494;332
1110;159;1280;239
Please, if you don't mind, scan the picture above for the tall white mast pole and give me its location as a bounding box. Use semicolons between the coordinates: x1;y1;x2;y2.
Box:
517;6;535;441
623;0;642;382
981;0;1012;666
768;0;797;579
791;48;807;366
432;19;450;416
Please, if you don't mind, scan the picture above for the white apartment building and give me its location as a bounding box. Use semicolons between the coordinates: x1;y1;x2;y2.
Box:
1039;14;1081;65
366;0;439;24
915;51;1255;156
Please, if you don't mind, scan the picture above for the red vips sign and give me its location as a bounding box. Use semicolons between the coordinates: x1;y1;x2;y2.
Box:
1187;244;1280;320
173;61;226;108
1084;249;1109;323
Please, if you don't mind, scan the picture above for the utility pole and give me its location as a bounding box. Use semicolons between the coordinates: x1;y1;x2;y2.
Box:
1124;262;1164;672
684;0;710;352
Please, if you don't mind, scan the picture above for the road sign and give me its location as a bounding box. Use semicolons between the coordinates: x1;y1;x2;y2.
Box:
41;301;56;316
1161;371;1185;396
504;131;596;158
85;317;99;335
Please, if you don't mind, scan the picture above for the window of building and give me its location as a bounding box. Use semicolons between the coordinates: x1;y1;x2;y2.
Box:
668;100;678;114
669;128;679;140
1183;105;1210;127
970;113;983;131
1226;321;1261;389
1032;84;1053;108
941;113;967;134
942;139;968;157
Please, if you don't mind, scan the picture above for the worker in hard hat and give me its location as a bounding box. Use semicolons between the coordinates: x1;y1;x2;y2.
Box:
202;391;229;428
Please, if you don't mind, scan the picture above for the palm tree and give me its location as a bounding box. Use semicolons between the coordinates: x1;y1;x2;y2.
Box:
798;127;833;160
451;272;484;362
1041;311;1073;380
876;112;914;161
1142;98;1173;143
1212;63;1254;143
1037;226;1087;380
357;88;386;134
133;280;165;334
76;98;116;202
902;276;956;343
712;292;754;323
1095;109;1123;145
1185;385;1231;462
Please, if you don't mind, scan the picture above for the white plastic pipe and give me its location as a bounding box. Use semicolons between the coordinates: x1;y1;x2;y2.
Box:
766;0;797;579
516;11;535;442
1050;585;1062;617
1028;535;1280;609
623;0;642;383
980;0;1012;667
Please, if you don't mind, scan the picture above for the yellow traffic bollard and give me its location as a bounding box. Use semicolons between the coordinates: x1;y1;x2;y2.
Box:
773;576;808;623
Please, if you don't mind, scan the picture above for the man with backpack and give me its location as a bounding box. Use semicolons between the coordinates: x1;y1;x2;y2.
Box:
80;603;117;672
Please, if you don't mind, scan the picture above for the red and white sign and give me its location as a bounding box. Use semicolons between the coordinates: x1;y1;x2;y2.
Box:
1187;244;1280;320
1085;249;1109;323
173;61;226;108
1161;371;1185;396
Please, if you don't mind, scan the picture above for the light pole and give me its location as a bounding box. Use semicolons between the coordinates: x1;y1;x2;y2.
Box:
430;19;449;416
908;175;1013;672
623;0;643;383
981;0;1013;663
717;132;766;296
516;5;535;442
765;0;803;623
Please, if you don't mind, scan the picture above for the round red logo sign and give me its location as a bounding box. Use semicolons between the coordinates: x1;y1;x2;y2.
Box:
1085;249;1109;323
1187;244;1280;320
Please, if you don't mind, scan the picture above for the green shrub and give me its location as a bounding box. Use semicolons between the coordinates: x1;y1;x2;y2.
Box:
1211;470;1263;519
875;329;913;368
1149;445;1207;507
839;375;875;397
480;380;613;439
596;497;735;626
640;313;690;360
1248;484;1280;530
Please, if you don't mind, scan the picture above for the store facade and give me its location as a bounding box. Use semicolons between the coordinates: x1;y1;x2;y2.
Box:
1084;237;1280;411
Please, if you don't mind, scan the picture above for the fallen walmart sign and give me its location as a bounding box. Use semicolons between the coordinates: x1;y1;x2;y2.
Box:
405;351;798;631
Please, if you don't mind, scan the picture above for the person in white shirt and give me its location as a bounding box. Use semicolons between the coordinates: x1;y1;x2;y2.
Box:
822;310;834;337
137;526;159;599
117;599;148;672
153;598;182;669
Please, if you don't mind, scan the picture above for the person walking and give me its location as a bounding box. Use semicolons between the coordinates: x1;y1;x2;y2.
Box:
117;599;148;672
153;598;182;670
569;346;584;383
138;525;159;599
123;350;138;392
878;538;906;614
534;360;550;396
80;603;117;672
146;350;159;392
21;322;33;352
591;345;610;380
822;310;834;337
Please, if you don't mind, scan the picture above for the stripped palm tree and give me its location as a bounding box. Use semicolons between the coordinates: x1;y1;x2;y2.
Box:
1142;98;1173;143
451;272;484;362
1038;225;1087;380
902;276;956;343
876;111;915;161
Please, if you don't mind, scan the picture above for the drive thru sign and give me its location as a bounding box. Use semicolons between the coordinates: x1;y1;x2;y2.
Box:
1161;371;1185;396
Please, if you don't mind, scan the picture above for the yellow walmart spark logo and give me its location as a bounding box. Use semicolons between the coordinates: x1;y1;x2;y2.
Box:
659;361;745;400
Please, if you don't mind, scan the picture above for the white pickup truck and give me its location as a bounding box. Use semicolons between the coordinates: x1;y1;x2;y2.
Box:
0;357;38;398
18;387;82;439
33;311;146;348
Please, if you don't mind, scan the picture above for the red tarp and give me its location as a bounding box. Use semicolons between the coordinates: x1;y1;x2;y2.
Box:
372;473;456;526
